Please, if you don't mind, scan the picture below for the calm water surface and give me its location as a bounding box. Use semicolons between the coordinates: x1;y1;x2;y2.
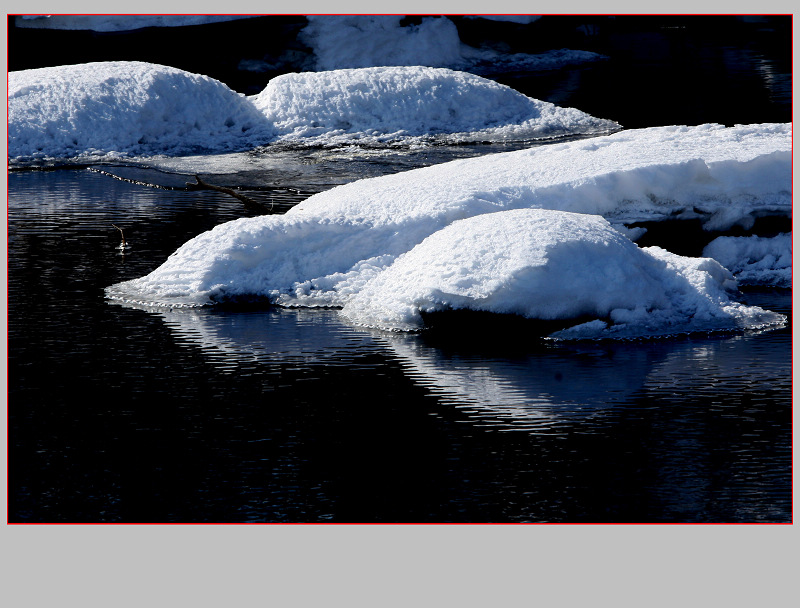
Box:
7;167;791;523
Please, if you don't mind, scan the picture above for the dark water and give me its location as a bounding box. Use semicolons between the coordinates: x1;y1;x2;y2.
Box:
7;168;792;523
7;16;793;523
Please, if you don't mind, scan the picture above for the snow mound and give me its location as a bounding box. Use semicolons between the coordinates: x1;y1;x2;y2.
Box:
280;122;791;231
341;209;782;337
300;16;465;72
8;62;618;162
703;233;792;287
106;124;789;339
252;66;619;144
8;61;276;161
299;15;605;74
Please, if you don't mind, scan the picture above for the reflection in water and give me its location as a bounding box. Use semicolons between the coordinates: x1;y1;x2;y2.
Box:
106;299;791;522
383;335;658;432
116;300;788;437
114;301;655;430
110;303;388;368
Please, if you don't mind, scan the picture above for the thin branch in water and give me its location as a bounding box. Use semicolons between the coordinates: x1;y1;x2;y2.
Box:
112;224;129;249
186;175;275;213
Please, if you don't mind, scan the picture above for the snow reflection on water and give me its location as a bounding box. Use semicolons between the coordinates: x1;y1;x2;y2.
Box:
111;304;388;368
112;298;791;438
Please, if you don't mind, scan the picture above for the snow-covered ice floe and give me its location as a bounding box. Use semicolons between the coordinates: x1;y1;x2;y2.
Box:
703;233;792;288
341;209;783;338
252;66;619;145
106;123;790;340
8;61;619;162
298;15;605;75
8;61;277;161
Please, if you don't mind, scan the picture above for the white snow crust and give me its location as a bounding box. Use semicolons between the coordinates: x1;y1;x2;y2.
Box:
8;61;276;161
703;233;792;287
106;123;790;339
341;210;781;337
253;67;619;144
8;62;618;162
299;15;605;74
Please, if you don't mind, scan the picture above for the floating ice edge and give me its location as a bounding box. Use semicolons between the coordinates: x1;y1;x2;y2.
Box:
105;123;791;340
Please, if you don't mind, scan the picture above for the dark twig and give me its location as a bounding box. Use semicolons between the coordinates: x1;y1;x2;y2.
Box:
186;175;275;213
112;224;128;248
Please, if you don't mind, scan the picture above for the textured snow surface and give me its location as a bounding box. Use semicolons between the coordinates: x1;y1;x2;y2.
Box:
703;233;792;287
106;124;790;339
278;122;791;231
342;209;782;336
8;62;619;162
8;61;276;160
253;66;619;144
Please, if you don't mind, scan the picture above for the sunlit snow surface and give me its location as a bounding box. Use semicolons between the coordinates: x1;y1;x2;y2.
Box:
252;66;618;144
8;62;276;161
340;210;781;337
106;123;790;339
8;62;619;162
